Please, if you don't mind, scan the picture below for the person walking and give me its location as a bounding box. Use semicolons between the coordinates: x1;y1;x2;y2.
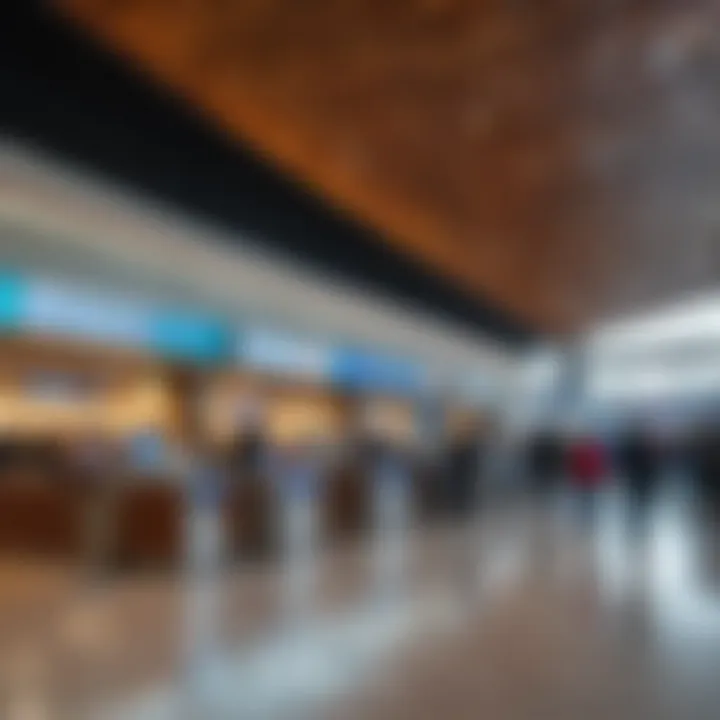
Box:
567;433;608;524
618;426;660;532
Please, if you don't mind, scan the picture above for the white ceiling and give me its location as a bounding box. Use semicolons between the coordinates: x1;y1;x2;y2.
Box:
585;288;720;405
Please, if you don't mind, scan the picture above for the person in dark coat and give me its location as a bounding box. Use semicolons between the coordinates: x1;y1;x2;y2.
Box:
228;427;264;477
567;434;608;524
690;424;720;521
445;430;482;520
617;427;660;529
527;431;563;497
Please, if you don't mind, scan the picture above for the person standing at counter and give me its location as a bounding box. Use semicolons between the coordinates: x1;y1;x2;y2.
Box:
224;399;274;560
527;430;564;498
370;438;414;603
567;433;609;524
75;430;119;577
227;398;267;480
617;425;661;532
271;438;326;624
187;440;228;559
182;434;230;710
445;426;483;520
126;425;168;475
689;423;720;522
228;424;265;479
444;421;492;598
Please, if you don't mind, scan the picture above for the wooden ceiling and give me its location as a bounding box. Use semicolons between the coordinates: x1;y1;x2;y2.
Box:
56;0;720;333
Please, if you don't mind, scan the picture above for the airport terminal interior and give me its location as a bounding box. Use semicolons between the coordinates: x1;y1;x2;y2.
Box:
2;2;720;718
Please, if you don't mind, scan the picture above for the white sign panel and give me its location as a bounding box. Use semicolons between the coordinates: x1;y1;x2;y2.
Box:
241;329;331;379
23;279;151;348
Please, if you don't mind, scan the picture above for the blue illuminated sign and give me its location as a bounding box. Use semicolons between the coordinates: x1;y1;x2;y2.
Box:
0;273;24;330
331;348;426;394
152;311;227;363
0;272;431;386
0;272;227;363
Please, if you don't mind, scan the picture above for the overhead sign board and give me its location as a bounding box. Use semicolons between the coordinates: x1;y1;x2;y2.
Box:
331;348;426;395
240;328;332;379
0;272;226;362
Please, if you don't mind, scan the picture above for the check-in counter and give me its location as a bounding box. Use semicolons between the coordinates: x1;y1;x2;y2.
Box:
0;272;448;569
204;369;357;557
0;273;229;569
0;336;189;567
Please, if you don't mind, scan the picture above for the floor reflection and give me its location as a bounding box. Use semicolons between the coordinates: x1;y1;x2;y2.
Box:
3;480;720;718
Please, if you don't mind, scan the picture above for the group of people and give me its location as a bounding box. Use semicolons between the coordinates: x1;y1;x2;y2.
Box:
189;416;720;532
526;423;720;522
527;428;661;494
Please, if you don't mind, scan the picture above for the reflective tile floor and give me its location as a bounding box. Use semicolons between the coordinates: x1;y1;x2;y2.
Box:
3;481;720;719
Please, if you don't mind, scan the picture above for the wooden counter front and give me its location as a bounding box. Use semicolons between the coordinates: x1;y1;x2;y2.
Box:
324;467;370;544
0;475;87;560
114;480;185;568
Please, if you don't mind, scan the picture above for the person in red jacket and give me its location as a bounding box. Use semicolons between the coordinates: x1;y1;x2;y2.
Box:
567;435;608;522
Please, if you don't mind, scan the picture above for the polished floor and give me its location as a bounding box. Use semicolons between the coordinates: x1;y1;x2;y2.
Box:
2;481;720;719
